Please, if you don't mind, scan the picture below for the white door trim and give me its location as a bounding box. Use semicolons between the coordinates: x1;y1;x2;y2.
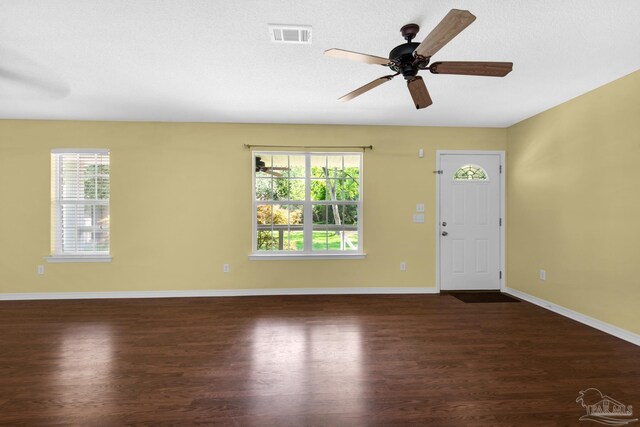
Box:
435;150;506;292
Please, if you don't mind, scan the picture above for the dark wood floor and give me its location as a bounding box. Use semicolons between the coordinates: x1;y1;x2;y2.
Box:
0;294;638;426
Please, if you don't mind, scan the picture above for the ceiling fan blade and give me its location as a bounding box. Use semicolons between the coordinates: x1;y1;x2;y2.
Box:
407;76;433;109
0;66;69;98
267;167;290;170
430;61;513;77
338;75;396;102
264;170;283;177
414;9;476;59
324;48;391;66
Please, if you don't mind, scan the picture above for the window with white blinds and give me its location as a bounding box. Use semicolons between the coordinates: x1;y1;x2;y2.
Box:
51;149;110;258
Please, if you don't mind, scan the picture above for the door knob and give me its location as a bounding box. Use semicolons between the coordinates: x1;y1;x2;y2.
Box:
442;231;448;236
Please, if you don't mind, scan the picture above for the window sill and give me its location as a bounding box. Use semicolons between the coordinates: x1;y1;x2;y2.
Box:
249;253;366;261
46;256;112;263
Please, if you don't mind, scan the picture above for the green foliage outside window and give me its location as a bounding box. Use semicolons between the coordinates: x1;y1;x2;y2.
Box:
83;164;110;199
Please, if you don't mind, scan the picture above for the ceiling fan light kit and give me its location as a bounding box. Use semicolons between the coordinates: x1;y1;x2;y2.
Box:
324;9;513;110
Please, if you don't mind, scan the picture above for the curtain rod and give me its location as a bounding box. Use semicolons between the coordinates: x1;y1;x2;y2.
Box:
244;144;373;150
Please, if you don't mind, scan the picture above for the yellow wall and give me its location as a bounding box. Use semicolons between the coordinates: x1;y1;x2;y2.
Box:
0;121;506;293
507;70;640;334
3;70;637;335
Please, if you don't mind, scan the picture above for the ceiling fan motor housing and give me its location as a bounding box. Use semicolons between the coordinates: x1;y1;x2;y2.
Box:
389;42;426;79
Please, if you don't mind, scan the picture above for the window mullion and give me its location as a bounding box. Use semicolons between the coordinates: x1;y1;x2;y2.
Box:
303;154;312;252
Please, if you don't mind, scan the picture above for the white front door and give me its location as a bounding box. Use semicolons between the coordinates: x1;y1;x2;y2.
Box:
439;153;502;291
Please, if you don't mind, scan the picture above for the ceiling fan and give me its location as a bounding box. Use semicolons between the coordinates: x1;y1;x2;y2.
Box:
324;9;513;109
255;156;290;177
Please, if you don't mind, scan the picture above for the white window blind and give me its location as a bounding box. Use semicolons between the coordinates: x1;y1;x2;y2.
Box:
51;150;110;256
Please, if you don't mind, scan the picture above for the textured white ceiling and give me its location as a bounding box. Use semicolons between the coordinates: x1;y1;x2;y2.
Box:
1;0;639;127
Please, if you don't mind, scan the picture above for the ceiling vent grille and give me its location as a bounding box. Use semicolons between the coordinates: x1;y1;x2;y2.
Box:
268;25;312;44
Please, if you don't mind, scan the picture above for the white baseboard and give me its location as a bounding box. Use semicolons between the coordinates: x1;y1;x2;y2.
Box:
0;286;439;301
3;286;636;346
505;287;640;347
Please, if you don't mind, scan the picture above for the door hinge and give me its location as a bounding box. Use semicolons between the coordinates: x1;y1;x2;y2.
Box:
499;271;503;279
499;165;503;173
433;170;443;174
499;218;502;226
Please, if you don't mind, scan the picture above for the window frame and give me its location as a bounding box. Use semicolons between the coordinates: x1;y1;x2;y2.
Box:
250;151;365;260
47;148;112;263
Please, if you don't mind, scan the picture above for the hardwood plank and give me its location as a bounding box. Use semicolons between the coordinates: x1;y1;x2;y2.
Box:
0;295;638;425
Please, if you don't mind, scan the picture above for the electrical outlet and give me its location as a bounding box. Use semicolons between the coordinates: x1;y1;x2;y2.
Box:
539;269;546;281
37;265;45;275
223;264;230;273
400;262;407;271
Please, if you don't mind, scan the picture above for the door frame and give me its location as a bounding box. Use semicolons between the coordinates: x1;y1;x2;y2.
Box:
435;150;506;293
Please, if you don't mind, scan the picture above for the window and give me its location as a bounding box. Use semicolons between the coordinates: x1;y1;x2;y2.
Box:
253;152;363;258
50;149;110;261
453;164;488;181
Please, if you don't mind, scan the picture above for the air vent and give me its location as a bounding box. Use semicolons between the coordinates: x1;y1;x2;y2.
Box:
268;24;312;44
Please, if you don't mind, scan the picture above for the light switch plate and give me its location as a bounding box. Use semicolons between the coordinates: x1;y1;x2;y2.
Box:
416;203;425;213
413;214;425;223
